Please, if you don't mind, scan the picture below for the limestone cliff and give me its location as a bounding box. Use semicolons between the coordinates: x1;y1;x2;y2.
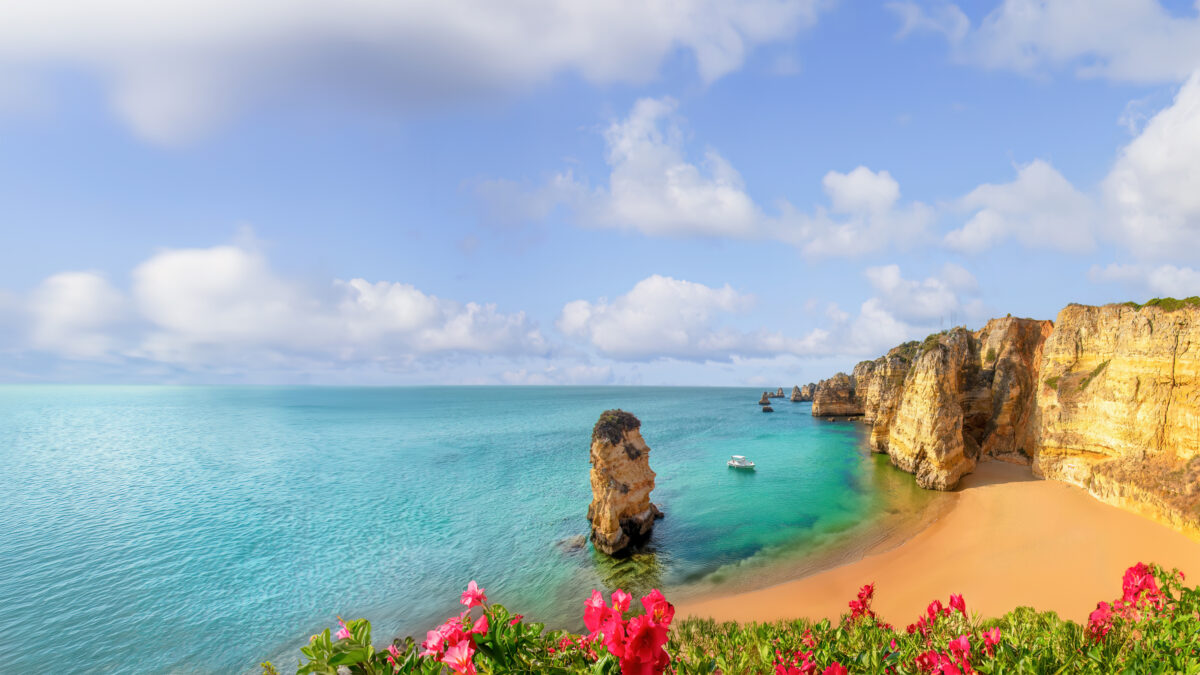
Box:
800;383;816;401
806;301;1200;536
1033;303;1200;535
812;373;863;417
587;410;663;556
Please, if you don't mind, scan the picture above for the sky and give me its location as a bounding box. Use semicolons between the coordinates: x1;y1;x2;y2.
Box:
1;0;1199;386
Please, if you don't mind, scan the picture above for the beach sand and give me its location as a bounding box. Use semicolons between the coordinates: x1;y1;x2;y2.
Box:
678;461;1200;625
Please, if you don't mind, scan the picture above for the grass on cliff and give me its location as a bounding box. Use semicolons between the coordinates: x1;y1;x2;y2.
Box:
1078;360;1110;392
1045;375;1061;391
1123;296;1200;312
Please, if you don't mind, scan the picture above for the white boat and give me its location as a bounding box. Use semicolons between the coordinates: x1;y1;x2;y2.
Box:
727;455;756;469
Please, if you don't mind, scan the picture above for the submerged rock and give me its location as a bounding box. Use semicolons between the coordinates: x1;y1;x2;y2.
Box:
587;410;663;557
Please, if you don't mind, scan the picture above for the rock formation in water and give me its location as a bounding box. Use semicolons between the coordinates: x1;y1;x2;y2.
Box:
790;385;802;402
758;392;771;405
1033;303;1200;536
762;405;774;413
809;300;1200;535
773;387;785;398
587;410;664;556
800;383;816;401
811;372;863;417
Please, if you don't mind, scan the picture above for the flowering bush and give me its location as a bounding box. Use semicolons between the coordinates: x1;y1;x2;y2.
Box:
266;562;1199;674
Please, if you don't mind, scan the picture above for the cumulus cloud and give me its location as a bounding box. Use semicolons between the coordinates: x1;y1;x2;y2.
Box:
558;274;833;361
0;0;827;143
484;97;935;257
891;0;1200;84
864;263;977;323
945;159;1098;254
18;243;547;371
1089;263;1200;299
1103;72;1200;259
28;272;128;359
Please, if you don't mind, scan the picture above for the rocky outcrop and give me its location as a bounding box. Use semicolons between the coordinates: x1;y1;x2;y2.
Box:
800;383;816;401
790;385;802;402
1033;303;1200;535
762;405;774;413
773;387;785;398
857;343;919;452
587;410;664;556
812;373;863;417
758;392;771;405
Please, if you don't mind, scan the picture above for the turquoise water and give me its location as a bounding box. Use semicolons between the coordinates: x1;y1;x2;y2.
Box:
0;386;932;674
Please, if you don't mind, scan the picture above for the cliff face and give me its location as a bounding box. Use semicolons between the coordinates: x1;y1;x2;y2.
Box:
1034;303;1200;535
808;302;1200;536
801;383;816;401
812;373;863;417
587;410;663;556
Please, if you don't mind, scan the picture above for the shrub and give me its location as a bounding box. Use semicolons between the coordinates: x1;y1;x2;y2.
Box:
267;564;1200;674
1078;360;1110;392
1045;376;1060;391
1124;297;1200;312
985;348;997;363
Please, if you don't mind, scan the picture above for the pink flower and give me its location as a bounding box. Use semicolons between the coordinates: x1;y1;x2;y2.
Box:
419;629;446;657
460;581;487;608
335;619;352;641
822;663;848;675
949;594;966;616
1087;601;1114;641
927;600;944;619
641;589;675;626
440;640;477;675
509;614;523;626
584;590;611;634
388;644;401;658
948;634;970;659
611;588;632;614
982;628;1000;655
469;614;489;636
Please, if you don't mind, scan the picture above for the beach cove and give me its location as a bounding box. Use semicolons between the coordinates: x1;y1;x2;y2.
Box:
679;460;1200;626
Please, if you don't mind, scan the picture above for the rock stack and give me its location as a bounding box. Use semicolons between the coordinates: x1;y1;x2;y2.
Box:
757;391;771;405
587;410;664;556
790;385;802;402
772;387;784;398
811;373;863;417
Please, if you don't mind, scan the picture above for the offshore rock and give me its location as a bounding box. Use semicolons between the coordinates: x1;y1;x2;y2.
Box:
1034;303;1200;535
773;387;785;398
800;383;816;401
762;405;774;413
811;373;862;417
758;392;771;405
790;385;802;402
587;410;663;556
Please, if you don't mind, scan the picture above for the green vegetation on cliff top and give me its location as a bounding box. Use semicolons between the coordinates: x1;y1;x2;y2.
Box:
1122;297;1200;312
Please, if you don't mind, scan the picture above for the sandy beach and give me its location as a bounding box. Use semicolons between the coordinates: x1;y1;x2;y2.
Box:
679;461;1200;625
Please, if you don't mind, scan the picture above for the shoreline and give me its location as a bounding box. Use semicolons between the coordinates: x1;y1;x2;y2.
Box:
677;460;1200;625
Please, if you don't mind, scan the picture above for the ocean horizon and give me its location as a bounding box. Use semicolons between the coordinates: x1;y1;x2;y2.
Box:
0;385;941;674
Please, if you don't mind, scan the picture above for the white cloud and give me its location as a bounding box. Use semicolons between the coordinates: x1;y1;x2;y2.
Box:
499;364;614;385
558;274;832;360
1103;72;1200;259
945;159;1097;254
18;243;547;371
1089;263;1200;298
28;272;127;359
0;0;827;143
893;0;1200;84
771;166;935;257
489;98;935;257
887;1;968;42
864;262;978;323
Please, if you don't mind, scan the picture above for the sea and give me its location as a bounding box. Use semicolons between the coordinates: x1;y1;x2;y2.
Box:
0;386;947;674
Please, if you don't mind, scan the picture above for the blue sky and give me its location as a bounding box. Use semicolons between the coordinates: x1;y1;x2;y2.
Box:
1;0;1199;385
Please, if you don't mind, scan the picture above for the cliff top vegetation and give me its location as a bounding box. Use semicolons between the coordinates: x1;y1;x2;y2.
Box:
592;409;641;445
1121;297;1200;312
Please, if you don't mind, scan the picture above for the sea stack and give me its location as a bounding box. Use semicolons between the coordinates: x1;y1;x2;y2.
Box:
587;409;664;556
758;391;771;405
790;385;802;402
773;387;784;398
